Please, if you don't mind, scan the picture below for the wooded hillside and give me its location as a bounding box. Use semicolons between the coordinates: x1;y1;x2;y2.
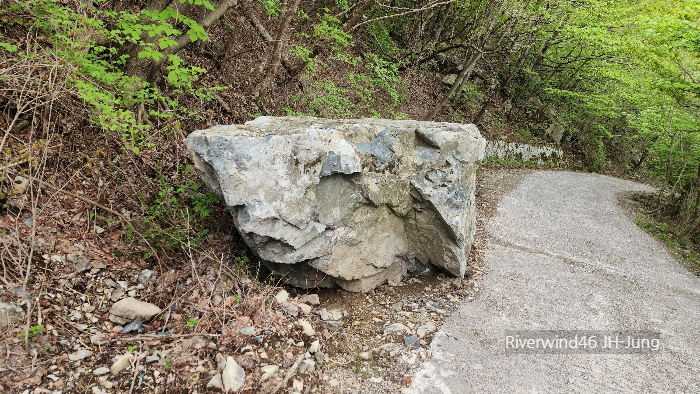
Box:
2;0;700;392
1;0;700;298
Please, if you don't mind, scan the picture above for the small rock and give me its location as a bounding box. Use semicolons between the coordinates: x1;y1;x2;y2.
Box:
308;340;320;353
145;355;159;364
298;294;320;305
385;323;410;333
75;256;92;273
109;297;161;325
358;351;373;360
0;301;23;329
317;308;329;321
300;359;315;374
392;302;403;312
274;290;289;304
401;375;413;386
13;175;29;194
260;365;279;382
93;367;110;376
298;320;315;336
327;308;344;320
222;357;245;393
298;303;312;314
292;379;303;393
94;225;105;234
207;373;223;390
92;386;108;394
119;317;144;334
404;335;420;348
216;353;227;371
282;302;299;317
239;326;256;335
110;353;134;375
322;320;343;329
138;269;158;284
329;378;340;387
69;349;92;362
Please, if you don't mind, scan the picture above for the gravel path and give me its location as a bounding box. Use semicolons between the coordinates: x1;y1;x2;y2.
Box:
412;171;700;393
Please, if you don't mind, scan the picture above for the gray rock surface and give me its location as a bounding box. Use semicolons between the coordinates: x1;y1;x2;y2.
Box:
137;269;158;284
187;117;485;292
0;301;23;328
413;171;700;393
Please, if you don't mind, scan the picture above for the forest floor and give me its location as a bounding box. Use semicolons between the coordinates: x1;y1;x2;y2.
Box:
0;149;544;394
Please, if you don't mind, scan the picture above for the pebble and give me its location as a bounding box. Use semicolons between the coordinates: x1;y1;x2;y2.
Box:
300;359;315;374
298;294;320;305
216;353;227;371
384;323;410;333
308;340;320;353
75;256;92;273
119;317;144;334
110;287;125;302
239;326;256;335
292;379;303;393
298;303;312;314
317;308;329;321
109;297;161;325
274;290;289;304
282;302;299;316
93;367;110;376
404;335;420;348
298;320;315;336
68;349;92;361
327;308;344;320
329;379;339;387
207;373;223;390
358;351;372;360
145;355;159;364
222;356;245;393
110;353;134;375
137;269;158;284
260;365;279;382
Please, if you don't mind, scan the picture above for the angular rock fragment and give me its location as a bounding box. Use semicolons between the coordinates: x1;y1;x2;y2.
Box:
0;301;23;328
187;117;485;292
109;297;161;325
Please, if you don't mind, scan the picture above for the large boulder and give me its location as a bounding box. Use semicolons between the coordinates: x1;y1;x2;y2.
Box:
187;117;485;292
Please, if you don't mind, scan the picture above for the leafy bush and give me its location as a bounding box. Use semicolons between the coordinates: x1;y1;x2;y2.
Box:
138;164;219;251
1;0;219;153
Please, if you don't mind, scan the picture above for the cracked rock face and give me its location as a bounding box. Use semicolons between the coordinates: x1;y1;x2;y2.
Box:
187;117;485;292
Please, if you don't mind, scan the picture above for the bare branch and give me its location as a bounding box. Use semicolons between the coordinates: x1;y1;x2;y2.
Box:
349;0;459;32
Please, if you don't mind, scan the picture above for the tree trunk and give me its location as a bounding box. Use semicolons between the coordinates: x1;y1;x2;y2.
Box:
126;0;238;84
424;51;482;120
252;0;303;98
